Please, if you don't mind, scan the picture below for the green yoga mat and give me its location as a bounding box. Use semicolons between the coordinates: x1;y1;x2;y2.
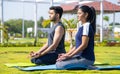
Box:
5;63;36;67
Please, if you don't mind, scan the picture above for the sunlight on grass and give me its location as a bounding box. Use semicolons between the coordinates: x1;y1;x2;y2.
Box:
0;47;120;74
9;38;47;43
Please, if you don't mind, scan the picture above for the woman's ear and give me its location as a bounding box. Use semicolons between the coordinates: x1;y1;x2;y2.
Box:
85;13;88;18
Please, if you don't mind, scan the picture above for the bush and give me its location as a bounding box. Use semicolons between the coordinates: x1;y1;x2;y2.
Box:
15;33;22;38
95;40;120;47
0;42;44;47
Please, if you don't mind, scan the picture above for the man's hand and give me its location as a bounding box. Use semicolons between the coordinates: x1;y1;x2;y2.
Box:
29;51;41;58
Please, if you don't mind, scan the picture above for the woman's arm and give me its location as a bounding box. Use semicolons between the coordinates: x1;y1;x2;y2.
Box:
66;46;76;55
69;35;89;57
57;35;89;61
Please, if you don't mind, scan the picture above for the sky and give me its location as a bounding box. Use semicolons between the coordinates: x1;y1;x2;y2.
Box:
0;0;120;24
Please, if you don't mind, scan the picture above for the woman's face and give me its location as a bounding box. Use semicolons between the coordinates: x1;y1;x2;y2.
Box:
77;9;87;22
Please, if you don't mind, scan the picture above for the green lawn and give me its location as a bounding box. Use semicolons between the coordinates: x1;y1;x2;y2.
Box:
9;38;47;43
0;47;120;74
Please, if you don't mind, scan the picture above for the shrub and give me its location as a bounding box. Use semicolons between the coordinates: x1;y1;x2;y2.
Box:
0;42;44;47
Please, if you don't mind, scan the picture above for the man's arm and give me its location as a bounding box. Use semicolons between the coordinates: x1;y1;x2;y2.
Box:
37;42;48;53
29;42;48;58
40;26;64;56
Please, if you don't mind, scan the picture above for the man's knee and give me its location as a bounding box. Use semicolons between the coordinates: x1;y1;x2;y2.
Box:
31;58;42;65
31;58;35;63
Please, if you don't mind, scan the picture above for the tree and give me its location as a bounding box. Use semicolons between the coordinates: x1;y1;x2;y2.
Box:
110;22;120;26
5;19;22;36
24;20;34;37
103;16;109;22
103;16;110;40
38;16;44;28
103;16;115;40
42;19;51;28
0;24;9;43
5;19;34;37
62;18;77;48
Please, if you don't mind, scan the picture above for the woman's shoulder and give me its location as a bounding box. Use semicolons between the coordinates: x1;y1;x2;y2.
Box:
83;22;90;27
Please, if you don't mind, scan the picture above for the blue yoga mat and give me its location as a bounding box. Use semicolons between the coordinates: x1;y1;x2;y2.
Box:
5;61;108;67
96;65;120;70
15;64;56;71
15;64;120;71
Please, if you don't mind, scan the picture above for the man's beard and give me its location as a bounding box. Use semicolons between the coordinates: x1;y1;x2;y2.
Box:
50;16;56;22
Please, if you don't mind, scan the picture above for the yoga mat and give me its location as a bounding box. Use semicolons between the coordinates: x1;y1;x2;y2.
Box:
5;61;108;67
15;64;56;71
15;64;120;71
96;65;120;70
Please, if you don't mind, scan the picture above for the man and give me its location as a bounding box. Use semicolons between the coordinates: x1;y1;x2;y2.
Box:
30;6;66;65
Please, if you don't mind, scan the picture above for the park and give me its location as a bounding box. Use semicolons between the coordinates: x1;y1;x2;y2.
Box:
0;0;120;74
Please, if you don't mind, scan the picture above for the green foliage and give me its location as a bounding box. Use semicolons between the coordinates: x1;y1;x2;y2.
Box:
4;19;34;37
0;38;47;47
62;18;77;29
37;30;48;38
110;22;120;26
62;18;77;48
95;40;120;47
37;16;44;28
0;42;44;47
5;19;23;34
103;16;109;22
15;33;22;38
42;19;51;28
0;24;9;43
26;32;34;38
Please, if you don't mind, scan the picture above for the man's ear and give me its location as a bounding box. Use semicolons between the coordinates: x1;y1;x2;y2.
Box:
56;13;60;19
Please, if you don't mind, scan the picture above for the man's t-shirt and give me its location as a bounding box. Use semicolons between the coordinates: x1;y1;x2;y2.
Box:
48;22;66;54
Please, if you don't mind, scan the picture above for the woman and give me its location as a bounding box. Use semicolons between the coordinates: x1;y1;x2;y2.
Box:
56;5;96;70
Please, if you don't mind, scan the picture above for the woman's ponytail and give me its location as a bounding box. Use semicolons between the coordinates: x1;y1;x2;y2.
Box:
90;7;96;34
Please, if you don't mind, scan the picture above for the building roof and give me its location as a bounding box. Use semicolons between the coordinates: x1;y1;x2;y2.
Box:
61;0;120;13
118;0;120;3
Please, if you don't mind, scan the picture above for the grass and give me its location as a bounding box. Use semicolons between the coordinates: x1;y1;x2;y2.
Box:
9;38;47;43
0;46;120;74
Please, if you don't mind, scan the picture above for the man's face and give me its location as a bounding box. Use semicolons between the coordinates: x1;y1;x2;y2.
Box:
49;10;56;21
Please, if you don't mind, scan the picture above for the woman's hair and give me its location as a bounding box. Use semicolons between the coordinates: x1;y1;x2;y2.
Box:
49;6;63;19
79;5;96;33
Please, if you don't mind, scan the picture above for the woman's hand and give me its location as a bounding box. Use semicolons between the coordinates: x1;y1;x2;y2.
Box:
58;53;65;58
57;54;71;61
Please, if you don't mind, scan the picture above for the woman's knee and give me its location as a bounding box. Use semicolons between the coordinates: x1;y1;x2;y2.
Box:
56;61;66;70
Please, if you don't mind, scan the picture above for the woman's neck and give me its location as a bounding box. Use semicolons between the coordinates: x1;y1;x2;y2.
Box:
81;20;87;25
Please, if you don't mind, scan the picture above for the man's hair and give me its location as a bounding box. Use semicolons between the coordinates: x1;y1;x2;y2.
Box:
49;6;63;19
